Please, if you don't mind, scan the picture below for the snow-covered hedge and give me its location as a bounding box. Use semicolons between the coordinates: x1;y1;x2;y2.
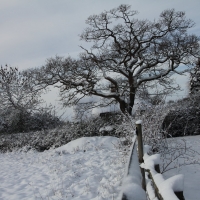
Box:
162;95;200;137
0;114;123;153
0;109;63;134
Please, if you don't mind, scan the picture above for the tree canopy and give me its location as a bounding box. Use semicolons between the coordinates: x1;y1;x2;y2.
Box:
32;5;200;114
190;59;200;94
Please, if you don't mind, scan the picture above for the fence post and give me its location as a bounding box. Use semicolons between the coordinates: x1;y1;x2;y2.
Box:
136;122;146;191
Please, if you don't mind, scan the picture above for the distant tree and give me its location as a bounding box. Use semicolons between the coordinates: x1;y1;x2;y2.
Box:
27;107;63;132
0;66;44;133
73;102;93;122
32;5;200;114
190;59;200;95
0;66;43;112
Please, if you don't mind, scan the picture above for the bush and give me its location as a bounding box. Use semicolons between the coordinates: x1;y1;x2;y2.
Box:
162;95;200;137
0;109;63;134
0;113;123;153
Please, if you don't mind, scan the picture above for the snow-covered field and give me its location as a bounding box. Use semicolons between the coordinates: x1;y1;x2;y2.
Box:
163;135;200;200
0;136;128;200
0;135;200;200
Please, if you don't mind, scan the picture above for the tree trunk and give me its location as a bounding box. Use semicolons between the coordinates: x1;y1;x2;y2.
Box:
119;98;135;115
128;94;135;115
119;100;127;114
128;86;136;115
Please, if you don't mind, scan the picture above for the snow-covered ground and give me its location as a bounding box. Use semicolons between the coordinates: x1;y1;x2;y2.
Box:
0;136;128;200
0;135;200;200
163;136;200;200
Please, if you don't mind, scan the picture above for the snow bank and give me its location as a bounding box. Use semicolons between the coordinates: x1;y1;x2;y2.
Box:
99;125;114;132
55;136;119;153
0;136;127;200
159;175;184;200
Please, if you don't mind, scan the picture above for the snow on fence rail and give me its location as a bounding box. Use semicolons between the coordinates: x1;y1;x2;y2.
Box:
119;121;185;200
118;121;147;200
119;135;146;200
142;146;185;200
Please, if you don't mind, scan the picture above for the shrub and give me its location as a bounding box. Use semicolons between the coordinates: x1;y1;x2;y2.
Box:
0;109;63;134
162;95;200;137
0;113;122;153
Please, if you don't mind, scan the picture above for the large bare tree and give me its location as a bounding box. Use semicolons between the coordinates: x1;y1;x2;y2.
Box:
33;5;200;114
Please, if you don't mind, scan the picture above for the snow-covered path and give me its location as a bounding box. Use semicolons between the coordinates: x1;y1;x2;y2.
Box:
0;137;128;200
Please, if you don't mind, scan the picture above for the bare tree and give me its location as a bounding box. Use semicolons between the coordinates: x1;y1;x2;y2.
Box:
33;5;200;114
0;66;44;132
0;66;43;112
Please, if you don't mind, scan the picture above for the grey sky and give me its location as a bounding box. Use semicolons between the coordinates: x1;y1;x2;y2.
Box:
1;0;199;70
0;0;199;119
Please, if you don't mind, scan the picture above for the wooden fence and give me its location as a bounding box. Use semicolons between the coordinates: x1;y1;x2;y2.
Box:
120;121;185;200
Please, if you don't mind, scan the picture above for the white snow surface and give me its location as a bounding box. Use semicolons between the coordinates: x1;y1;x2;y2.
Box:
142;146;182;200
0;136;128;200
99;125;114;132
159;175;184;200
163;136;200;200
119;144;146;200
146;181;158;200
135;120;142;125
143;154;160;174
1;135;200;200
118;136;146;200
143;136;200;200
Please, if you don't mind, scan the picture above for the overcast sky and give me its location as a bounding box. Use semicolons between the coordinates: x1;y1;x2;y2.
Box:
1;0;199;70
1;0;199;119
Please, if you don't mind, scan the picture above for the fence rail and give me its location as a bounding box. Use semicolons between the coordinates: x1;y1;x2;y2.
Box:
121;136;137;200
120;135;146;200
